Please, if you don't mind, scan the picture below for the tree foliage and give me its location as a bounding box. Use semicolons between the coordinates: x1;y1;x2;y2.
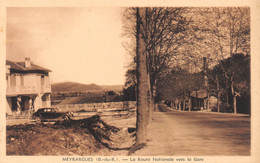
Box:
208;53;250;113
157;66;204;101
122;7;250;114
122;7;196;104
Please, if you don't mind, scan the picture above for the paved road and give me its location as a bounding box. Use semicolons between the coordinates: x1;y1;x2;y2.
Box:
134;104;250;156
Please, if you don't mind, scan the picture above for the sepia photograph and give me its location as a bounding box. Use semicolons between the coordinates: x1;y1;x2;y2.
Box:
1;1;259;162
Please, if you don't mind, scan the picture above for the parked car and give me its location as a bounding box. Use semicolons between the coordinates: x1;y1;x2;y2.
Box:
32;108;72;123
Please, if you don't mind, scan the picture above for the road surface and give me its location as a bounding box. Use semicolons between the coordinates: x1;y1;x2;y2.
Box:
134;104;250;156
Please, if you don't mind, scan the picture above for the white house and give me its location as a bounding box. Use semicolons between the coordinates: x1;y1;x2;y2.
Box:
6;58;52;115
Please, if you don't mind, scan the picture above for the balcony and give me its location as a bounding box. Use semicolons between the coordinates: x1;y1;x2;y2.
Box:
6;85;51;96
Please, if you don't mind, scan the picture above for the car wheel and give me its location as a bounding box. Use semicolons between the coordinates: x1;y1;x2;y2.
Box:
35;116;42;124
62;115;70;122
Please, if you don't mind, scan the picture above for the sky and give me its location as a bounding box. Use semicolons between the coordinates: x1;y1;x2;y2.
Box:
6;7;128;85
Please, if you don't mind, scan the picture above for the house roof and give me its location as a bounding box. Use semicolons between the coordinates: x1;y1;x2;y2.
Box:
190;88;208;99
6;60;51;73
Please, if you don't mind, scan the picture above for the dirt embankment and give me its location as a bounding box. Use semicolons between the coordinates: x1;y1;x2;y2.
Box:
6;115;135;155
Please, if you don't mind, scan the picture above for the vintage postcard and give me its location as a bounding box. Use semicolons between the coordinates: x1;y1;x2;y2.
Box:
0;0;259;163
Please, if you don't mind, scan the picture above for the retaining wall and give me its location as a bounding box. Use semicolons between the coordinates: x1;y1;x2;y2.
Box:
53;101;136;113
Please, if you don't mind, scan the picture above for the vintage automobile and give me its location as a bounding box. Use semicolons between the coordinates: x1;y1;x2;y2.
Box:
32;108;72;123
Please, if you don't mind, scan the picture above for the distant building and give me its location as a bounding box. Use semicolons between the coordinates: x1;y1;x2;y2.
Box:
6;58;52;115
189;88;208;110
189;57;217;111
171;57;217;111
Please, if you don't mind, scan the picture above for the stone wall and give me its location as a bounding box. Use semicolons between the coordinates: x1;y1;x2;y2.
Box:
53;101;136;112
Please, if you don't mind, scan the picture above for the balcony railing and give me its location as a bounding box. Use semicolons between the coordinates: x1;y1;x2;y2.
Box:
6;85;51;95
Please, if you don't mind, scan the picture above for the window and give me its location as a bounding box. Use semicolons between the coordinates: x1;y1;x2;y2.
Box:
41;94;47;101
20;74;24;86
10;74;16;86
41;75;45;85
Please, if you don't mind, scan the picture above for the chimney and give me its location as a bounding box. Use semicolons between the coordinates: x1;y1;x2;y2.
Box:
25;57;31;68
203;57;207;72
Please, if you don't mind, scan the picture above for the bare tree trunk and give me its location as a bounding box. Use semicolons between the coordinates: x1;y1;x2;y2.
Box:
183;97;186;111
153;83;158;112
216;75;220;112
154;103;158;112
178;98;181;111
150;81;157;113
135;7;150;145
225;78;229;109
207;89;210;111
145;9;152;124
147;69;152;124
188;97;192;112
230;80;237;114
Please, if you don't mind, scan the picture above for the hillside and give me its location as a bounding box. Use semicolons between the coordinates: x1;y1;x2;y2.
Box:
51;82;123;93
101;85;124;91
51;82;103;92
